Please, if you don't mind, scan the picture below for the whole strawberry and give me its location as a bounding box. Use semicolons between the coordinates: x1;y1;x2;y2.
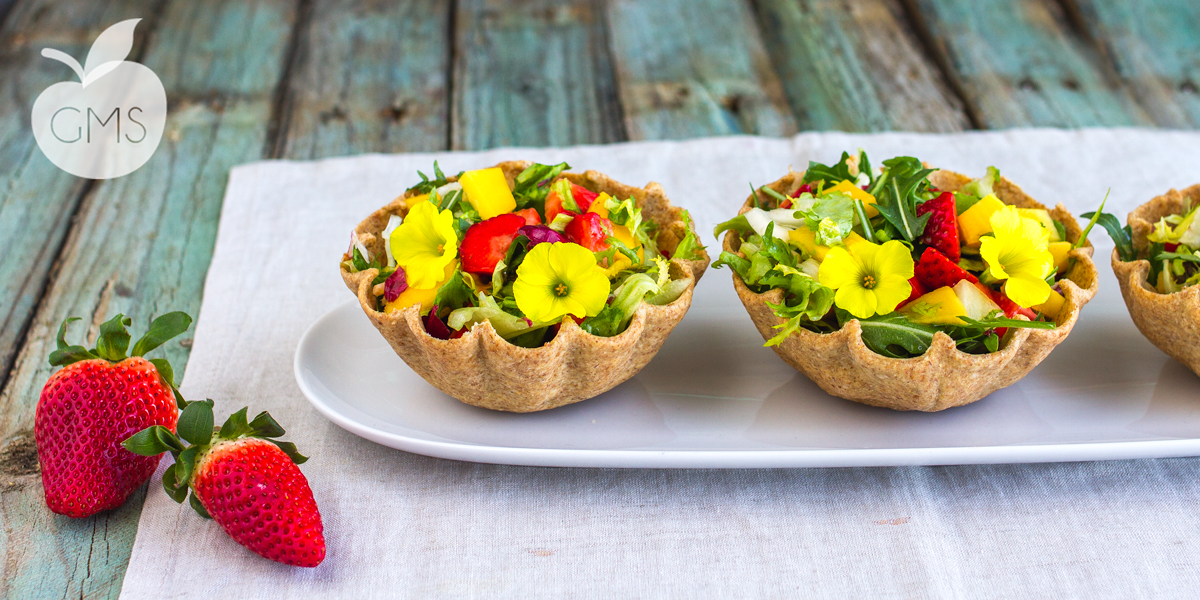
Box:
36;312;191;518
124;402;325;567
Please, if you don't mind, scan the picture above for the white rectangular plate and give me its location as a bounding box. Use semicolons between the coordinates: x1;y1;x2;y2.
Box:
295;242;1200;468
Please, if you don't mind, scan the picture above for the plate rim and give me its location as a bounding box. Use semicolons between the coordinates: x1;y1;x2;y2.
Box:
294;300;1200;469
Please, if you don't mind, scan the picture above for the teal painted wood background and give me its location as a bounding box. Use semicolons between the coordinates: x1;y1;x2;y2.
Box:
0;0;1194;597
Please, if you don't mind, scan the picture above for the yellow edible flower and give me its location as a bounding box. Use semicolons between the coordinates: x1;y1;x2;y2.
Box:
391;200;458;289
980;205;1054;308
818;240;914;319
514;242;609;323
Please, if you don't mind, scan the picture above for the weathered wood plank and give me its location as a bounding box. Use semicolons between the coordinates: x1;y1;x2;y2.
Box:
0;1;299;598
452;0;625;150
605;0;797;140
278;0;451;159
902;0;1152;127
1064;0;1200;128
750;0;968;132
0;0;157;409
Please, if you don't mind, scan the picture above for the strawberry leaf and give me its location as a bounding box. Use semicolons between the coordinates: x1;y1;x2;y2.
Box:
249;411;285;438
147;358;188;409
266;439;309;465
174;446;198;488
48;317;98;366
95;314;132;362
189;493;212;519
218;407;252;440
131;312;192;357
161;464;188;503
178;400;215;446
122;425;183;456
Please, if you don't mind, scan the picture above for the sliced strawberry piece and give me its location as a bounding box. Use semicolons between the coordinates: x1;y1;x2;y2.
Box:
546;183;598;222
917;191;960;261
915;247;978;290
564;212;613;252
460;213;525;273
573;184;599;212
901;276;927;308
514;207;541;226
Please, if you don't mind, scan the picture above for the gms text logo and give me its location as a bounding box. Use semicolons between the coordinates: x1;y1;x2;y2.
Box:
32;19;166;179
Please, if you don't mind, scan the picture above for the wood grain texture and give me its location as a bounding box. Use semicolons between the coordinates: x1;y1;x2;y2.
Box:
606;0;797;140
1065;0;1200;128
903;0;1152;127
0;0;158;408
452;0;624;149
751;0;968;132
0;1;299;598
278;0;451;158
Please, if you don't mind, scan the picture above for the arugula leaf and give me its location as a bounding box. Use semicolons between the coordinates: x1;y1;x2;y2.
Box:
872;157;934;243
1080;193;1135;261
409;161;457;194
802;152;854;187
1156;250;1200;264
852;312;939;358
512;162;569;203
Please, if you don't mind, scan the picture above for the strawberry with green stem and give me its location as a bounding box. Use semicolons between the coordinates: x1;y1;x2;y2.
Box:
124;401;325;568
35;312;191;518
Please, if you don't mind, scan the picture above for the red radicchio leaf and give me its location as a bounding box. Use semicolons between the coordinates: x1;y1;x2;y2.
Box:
424;305;453;340
790;183;813;198
384;267;408;302
518;225;567;247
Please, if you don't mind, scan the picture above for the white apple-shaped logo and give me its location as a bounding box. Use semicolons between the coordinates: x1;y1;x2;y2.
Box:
32;19;166;179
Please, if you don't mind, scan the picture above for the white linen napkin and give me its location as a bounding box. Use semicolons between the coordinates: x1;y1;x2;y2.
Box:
120;129;1200;599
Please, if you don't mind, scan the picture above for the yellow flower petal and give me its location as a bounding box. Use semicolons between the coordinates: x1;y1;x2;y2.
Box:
874;241;916;280
872;274;913;314
818;247;863;290
835;284;877;319
1004;275;1052;309
515;242;609;323
392;201;459;288
980;205;1056;298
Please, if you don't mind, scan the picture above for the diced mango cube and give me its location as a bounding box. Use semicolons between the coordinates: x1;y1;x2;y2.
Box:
384;260;458;316
958;194;1007;247
899;286;967;325
788;227;866;261
403;193;429;210
1034;289;1066;320
459;168;516;219
612;223;644;261
1048;241;1072;273
586;193;612;219
825;180;879;217
1016;208;1063;242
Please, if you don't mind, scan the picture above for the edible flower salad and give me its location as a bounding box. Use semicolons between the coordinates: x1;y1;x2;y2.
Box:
1083;196;1200;294
713;150;1077;358
342;162;706;348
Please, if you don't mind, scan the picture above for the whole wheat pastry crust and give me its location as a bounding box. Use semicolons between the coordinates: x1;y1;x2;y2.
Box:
1111;184;1200;375
341;161;709;412
723;169;1099;412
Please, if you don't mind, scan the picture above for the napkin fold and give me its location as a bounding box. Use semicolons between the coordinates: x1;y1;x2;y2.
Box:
121;129;1200;599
